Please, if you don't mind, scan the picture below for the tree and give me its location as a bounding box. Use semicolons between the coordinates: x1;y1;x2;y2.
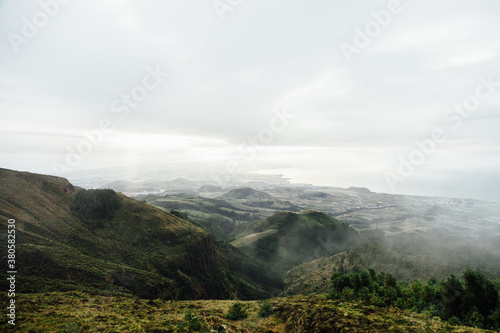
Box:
462;269;498;326
71;189;122;223
440;274;464;320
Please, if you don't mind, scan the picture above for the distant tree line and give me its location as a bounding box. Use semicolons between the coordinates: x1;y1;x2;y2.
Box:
329;268;499;329
71;189;122;222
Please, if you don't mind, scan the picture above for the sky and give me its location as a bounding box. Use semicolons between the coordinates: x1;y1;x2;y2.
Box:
0;0;499;201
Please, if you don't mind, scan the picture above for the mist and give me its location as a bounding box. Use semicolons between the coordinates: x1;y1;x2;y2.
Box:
1;0;500;202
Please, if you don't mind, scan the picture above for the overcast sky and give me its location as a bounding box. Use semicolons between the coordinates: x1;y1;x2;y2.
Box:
1;0;499;201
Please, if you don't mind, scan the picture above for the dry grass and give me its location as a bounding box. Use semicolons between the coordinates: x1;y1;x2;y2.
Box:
1;292;494;333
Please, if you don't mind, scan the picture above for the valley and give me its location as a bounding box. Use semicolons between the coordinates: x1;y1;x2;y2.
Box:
1;168;499;332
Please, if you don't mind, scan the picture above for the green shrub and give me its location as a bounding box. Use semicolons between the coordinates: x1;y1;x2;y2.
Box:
258;300;274;318
225;301;248;320
464;307;484;328
177;310;203;331
448;316;461;326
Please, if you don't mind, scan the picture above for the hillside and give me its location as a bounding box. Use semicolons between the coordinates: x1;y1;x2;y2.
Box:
217;187;302;211
139;188;302;242
0;168;278;300
232;210;361;276
138;193;261;241
218;187;276;201
0;292;492;332
284;238;500;296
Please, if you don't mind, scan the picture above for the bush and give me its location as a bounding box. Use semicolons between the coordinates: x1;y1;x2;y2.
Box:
448;316;461;326
464;307;484;328
177;310;203;331
225;302;248;320
258;300;274;317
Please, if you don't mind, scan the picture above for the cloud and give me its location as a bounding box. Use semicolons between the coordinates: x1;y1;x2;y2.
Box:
0;0;499;200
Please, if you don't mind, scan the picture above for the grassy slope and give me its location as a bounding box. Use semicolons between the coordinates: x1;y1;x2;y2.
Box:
284;239;500;296
0;292;492;333
231;210;360;277
0;169;275;300
143;188;302;242
142;194;260;241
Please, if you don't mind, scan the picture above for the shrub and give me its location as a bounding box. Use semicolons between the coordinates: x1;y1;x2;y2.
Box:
177;310;203;331
258;300;274;318
464;307;484;328
225;302;248;320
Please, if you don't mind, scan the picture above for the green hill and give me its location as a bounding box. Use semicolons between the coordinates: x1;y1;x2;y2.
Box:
232;210;360;276
217;187;302;211
284;237;500;296
0;168;279;300
218;187;276;200
140;188;303;242
139;193;261;240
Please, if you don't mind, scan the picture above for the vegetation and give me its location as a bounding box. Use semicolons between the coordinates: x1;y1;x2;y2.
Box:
232;210;361;277
2;168;500;332
71;188;122;221
177;310;204;331
0;169;280;300
329;268;500;330
1;292;493;332
225;301;248;320
169;209;189;220
140;189;302;242
60;322;80;333
284;239;500;296
258;300;275;317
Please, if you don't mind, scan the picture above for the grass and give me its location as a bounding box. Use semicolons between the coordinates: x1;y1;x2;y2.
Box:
1;292;494;333
0;168;280;300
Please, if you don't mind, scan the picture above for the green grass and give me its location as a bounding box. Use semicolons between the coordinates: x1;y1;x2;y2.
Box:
231;210;361;277
0;168;278;301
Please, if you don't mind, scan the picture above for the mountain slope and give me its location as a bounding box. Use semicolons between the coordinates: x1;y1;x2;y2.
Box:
140;188;302;242
283;238;500;296
217;188;276;200
0;168;277;299
231;210;360;276
139;193;261;240
217;187;302;211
